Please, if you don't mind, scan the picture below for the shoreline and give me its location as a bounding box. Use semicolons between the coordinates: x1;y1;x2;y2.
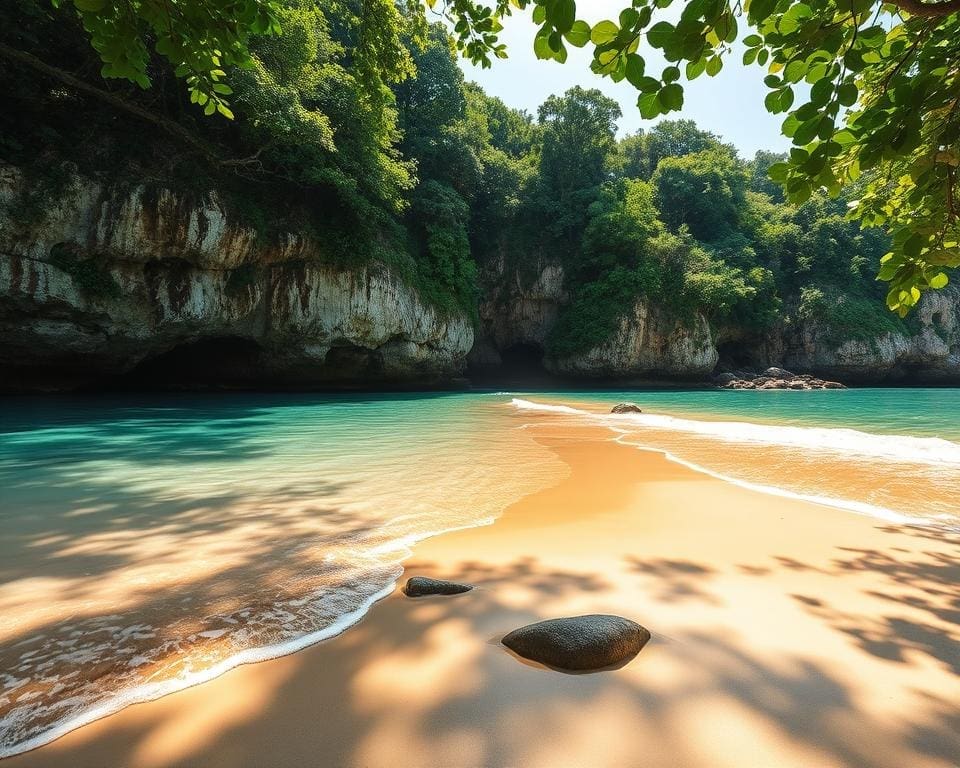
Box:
4;422;960;767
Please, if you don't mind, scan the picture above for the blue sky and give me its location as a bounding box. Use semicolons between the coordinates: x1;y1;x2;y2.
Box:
456;1;791;158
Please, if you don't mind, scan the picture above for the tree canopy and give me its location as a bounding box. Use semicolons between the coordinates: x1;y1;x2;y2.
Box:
24;0;959;315
0;0;946;344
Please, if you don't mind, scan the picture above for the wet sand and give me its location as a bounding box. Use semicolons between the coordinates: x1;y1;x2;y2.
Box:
6;423;960;767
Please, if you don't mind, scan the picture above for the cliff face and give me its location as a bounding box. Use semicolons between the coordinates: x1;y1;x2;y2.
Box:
781;287;960;383
3;165;959;391
472;258;960;384
549;300;718;378
0;167;473;391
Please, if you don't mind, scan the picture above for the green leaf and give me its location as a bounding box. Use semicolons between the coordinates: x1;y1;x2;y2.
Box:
638;91;662;118
647;21;674;49
550;0;576;34
565;20;591;47
837;82;858;106
590;20;619;45
660;82;684;110
686;57;707;79
929;272;950;289
625;54;646;87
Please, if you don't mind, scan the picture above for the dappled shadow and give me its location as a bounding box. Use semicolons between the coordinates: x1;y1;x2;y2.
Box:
6;549;958;768
771;524;960;678
625;556;721;605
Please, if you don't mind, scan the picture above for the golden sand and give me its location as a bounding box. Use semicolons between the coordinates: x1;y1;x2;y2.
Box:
7;424;959;767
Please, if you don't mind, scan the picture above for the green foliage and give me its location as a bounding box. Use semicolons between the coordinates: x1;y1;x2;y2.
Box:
653;148;747;241
798;285;908;343
53;0;282;117
409;180;478;317
4;4;937;352
410;0;960;312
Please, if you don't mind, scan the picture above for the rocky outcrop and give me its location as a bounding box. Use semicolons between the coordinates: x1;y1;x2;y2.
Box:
0;166;473;391
402;576;473;597
549;299;718;379
502;614;650;671
715;368;845;390
781;289;960;383
611;403;642;413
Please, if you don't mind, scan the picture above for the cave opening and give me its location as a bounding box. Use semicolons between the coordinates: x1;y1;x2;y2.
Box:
715;340;761;374
495;342;551;384
114;336;265;390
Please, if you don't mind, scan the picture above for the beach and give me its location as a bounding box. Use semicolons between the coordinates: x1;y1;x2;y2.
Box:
6;419;959;768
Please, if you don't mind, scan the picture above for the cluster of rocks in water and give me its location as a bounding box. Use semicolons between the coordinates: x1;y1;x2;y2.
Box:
713;367;846;390
402;577;649;671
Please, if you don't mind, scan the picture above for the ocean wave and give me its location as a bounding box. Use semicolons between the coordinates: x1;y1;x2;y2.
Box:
510;398;960;466
0;579;398;760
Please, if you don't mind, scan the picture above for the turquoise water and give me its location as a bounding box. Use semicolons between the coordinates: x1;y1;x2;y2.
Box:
511;387;960;441
1;388;958;756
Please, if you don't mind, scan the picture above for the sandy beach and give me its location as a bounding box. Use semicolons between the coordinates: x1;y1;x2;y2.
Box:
6;422;959;768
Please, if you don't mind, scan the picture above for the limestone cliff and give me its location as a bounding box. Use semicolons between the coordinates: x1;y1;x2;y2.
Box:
548;300;718;378
0;166;473;391
3;164;959;391
780;287;960;383
472;258;959;384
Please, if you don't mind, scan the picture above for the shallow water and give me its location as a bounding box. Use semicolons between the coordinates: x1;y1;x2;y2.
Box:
1;388;958;756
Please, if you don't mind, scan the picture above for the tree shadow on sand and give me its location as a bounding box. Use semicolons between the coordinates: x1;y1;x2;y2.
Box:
781;524;960;678
7;543;959;768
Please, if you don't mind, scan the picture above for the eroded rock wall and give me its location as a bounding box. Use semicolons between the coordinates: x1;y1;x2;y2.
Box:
0;167;473;391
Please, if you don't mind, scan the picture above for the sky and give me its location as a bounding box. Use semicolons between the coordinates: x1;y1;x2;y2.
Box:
456;0;791;158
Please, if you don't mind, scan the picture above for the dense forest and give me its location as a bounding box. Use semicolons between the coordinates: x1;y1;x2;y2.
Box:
0;0;918;374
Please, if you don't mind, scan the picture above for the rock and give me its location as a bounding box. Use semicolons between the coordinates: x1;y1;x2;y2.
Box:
714;372;738;385
502;614;650;671
823;380;846;389
0;167;474;391
402;576;473;598
788;380;806;389
611;402;642;414
762;366;795;379
547;298;719;378
759;379;789;389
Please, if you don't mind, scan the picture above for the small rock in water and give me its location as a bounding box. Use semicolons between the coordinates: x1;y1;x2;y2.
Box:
502;614;650;671
402;576;473;597
611;403;642;414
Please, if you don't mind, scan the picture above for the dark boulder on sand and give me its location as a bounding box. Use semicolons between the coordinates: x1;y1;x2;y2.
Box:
402;576;473;597
611;403;642;414
502;614;650;671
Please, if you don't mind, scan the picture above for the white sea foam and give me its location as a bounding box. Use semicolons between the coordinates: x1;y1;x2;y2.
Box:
0;581;397;760
510;397;960;529
510;398;960;466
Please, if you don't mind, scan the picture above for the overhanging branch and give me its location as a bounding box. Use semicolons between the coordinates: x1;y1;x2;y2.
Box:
888;0;960;17
0;42;217;161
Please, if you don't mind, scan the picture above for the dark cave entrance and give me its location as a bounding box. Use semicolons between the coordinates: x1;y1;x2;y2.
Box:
115;337;265;389
715;340;762;374
495;342;551;384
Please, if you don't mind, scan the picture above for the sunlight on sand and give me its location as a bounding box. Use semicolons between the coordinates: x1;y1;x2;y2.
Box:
5;418;959;767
